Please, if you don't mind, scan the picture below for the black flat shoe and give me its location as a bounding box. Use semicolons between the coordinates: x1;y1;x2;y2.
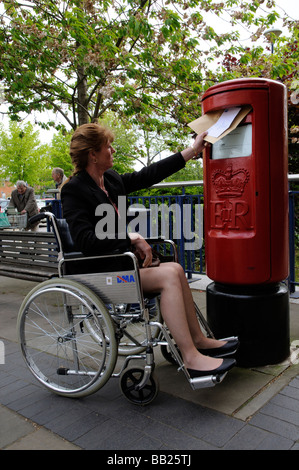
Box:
197;338;239;358
187;358;236;378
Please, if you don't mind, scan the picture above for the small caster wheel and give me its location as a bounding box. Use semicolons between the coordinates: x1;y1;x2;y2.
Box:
120;367;159;405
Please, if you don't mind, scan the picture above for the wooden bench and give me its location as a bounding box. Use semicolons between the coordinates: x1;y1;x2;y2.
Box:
0;231;59;282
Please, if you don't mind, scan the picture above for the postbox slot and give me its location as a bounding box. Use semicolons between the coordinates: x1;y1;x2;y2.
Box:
211;123;252;160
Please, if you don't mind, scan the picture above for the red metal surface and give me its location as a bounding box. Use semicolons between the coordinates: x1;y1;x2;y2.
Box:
202;78;288;285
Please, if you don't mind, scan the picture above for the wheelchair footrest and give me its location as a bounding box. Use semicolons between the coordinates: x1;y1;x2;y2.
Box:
189;372;227;390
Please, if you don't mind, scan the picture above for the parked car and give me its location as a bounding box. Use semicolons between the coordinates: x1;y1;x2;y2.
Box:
37;198;53;212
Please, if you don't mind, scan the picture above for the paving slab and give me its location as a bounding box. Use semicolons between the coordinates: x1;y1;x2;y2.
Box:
1;275;299;450
0;405;80;450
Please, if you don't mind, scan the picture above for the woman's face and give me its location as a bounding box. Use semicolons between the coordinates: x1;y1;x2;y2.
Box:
93;141;115;172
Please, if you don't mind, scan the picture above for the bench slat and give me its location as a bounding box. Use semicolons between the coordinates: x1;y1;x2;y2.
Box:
0;230;59;281
0;249;58;258
0;258;58;268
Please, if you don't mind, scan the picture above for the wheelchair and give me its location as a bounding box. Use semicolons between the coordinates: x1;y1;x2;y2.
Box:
17;212;237;405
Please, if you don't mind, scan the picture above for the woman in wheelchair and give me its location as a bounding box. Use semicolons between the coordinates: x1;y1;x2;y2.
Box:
61;123;238;379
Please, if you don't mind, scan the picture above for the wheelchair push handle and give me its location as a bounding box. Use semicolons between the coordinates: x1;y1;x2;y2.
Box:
29;211;55;225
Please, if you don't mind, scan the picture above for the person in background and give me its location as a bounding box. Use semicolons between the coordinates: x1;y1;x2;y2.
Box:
52;168;67;199
9;181;39;231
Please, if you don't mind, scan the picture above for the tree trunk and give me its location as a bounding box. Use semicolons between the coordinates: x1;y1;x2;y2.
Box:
77;64;89;126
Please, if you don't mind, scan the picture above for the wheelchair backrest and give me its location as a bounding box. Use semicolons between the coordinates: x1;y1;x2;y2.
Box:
55;218;77;254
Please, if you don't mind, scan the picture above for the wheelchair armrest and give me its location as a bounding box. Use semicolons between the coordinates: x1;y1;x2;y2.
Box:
145;238;178;263
145;238;172;244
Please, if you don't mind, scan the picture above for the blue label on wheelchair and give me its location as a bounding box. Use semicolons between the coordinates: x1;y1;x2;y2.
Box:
117;274;135;283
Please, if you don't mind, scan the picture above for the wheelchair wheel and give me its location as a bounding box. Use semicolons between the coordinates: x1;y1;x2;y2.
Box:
117;297;162;356
120;367;159;405
17;278;118;398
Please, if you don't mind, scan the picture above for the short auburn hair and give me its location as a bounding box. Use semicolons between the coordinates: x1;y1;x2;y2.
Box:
70;123;115;175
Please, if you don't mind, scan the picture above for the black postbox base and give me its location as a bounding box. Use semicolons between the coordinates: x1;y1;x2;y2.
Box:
206;282;290;367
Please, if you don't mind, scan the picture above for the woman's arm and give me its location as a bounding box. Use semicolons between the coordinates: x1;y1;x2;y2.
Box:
120;132;209;194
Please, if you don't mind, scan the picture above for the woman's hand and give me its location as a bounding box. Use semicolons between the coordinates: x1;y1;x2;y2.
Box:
181;131;210;162
129;233;152;268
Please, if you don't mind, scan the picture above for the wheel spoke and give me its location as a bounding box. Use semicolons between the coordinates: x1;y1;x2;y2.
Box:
18;279;117;398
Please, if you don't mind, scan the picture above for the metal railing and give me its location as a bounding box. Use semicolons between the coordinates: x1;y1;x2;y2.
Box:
128;188;204;278
128;174;299;293
49;175;298;293
289;174;299;294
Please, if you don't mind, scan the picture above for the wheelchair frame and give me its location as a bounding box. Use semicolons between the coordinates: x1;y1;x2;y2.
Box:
17;212;235;405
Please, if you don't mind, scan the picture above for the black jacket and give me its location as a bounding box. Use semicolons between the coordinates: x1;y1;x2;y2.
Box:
61;152;185;263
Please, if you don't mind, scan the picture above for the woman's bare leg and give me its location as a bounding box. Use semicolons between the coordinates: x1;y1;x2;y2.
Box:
173;263;226;349
139;263;224;371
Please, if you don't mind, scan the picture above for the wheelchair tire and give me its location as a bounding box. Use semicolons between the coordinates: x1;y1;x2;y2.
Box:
17;278;118;398
120;367;159;405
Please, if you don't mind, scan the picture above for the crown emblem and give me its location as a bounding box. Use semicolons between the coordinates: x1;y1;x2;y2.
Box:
212;165;250;198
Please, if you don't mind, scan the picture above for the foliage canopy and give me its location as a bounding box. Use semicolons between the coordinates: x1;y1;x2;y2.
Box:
1;0;297;142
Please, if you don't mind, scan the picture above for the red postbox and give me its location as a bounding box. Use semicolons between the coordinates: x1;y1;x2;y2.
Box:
199;78;290;366
202;78;289;285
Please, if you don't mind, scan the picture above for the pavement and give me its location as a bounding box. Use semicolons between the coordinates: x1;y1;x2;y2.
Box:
1;274;299;451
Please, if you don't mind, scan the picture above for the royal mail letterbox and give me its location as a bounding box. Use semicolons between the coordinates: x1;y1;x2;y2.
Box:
202;78;289;285
200;78;290;366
